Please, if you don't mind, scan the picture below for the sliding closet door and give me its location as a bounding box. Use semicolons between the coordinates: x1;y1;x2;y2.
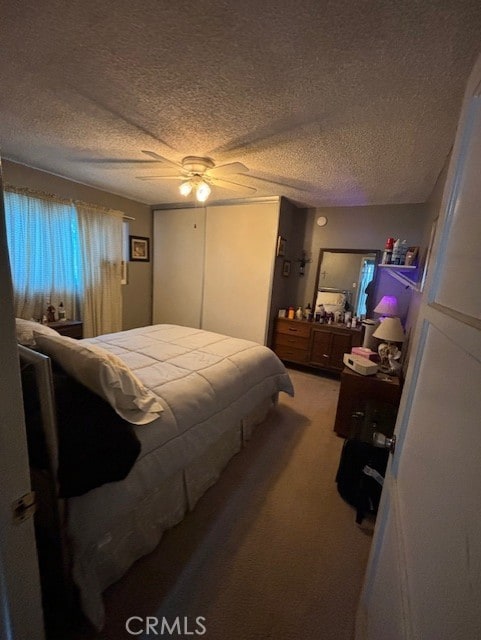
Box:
202;201;279;344
152;207;206;328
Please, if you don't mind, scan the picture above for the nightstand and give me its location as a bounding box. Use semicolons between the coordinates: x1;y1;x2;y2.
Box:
333;367;402;439
47;320;83;339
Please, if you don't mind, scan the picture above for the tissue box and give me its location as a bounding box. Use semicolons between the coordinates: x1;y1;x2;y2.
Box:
351;346;379;362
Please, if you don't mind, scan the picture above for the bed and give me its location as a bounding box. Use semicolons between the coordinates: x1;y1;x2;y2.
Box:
17;321;294;630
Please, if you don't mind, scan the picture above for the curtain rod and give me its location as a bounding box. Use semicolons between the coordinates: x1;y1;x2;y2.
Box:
6;184;136;220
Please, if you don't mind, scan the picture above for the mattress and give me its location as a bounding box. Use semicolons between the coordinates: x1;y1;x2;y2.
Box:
67;324;294;628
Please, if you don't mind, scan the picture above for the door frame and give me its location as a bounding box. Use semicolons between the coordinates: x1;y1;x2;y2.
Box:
0;163;45;639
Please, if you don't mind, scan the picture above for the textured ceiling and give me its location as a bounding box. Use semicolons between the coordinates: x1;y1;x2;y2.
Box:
1;0;481;208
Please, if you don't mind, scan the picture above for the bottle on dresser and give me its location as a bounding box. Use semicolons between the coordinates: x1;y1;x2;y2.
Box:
58;301;66;321
46;301;56;323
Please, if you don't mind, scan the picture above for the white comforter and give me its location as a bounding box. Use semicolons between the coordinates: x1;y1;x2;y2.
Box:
69;324;293;628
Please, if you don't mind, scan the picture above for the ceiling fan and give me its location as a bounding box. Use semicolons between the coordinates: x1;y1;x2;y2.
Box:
136;151;257;202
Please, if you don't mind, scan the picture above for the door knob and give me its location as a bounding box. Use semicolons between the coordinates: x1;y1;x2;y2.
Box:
372;431;396;455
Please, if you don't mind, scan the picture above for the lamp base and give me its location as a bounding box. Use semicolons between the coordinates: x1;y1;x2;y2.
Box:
378;342;401;371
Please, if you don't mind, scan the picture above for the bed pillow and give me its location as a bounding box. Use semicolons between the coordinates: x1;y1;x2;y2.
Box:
34;333;163;425
16;318;60;347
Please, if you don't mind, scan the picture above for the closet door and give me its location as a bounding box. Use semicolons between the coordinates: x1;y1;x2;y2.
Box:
202;201;279;344
152;207;206;328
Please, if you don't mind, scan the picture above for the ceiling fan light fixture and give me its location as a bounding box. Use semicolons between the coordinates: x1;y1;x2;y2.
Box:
179;180;193;197
196;180;211;202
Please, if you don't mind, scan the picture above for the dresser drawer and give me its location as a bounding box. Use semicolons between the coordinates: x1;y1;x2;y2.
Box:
276;319;311;338
274;333;310;351
274;344;310;364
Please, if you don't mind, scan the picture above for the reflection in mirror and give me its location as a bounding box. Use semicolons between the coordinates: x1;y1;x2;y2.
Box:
313;249;381;319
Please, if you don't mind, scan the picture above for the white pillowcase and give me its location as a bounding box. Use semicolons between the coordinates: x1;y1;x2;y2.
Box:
315;291;347;315
16;318;60;347
34;333;163;425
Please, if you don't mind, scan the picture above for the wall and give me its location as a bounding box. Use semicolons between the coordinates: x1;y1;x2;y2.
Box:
2;160;152;330
268;198;308;342
298;203;429;320
2;161;435;336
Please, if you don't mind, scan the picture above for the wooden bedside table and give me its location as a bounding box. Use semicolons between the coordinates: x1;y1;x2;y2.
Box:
333;367;402;439
47;320;83;339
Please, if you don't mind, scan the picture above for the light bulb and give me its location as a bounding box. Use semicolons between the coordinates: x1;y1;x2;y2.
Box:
196;181;211;202
179;181;193;197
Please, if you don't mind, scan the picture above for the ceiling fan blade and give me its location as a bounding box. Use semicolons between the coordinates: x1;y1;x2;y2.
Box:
77;158;165;166
211;118;323;158
210;177;257;194
248;174;310;192
134;166;182;177
135;174;184;181
208;162;249;178
141;150;182;169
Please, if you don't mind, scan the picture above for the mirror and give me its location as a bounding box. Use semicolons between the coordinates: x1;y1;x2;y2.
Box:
313;248;381;319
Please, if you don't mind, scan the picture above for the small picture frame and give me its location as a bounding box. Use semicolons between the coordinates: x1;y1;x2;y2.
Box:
277;236;287;257
282;260;291;277
129;236;150;262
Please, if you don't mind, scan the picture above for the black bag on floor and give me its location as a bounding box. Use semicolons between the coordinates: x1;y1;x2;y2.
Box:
335;439;389;524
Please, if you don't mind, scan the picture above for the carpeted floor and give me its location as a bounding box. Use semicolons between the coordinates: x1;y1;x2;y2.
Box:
68;367;374;640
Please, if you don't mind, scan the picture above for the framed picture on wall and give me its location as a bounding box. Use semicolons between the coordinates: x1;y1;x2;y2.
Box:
129;236;150;262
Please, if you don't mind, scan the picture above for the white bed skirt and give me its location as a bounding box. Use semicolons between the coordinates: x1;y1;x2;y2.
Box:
69;394;276;629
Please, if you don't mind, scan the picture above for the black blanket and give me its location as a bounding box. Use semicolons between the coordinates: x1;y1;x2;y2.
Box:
22;363;141;498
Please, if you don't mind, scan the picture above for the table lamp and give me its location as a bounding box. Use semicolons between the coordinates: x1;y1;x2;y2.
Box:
374;295;398;318
372;316;406;373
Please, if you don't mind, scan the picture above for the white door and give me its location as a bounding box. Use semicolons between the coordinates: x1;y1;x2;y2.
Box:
0;170;45;638
356;55;481;640
152;207;206;328
202;201;279;343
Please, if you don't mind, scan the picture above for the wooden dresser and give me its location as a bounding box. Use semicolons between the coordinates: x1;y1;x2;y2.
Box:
273;318;362;374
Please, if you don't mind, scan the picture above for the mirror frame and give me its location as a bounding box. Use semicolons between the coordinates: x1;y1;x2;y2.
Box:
312;248;381;317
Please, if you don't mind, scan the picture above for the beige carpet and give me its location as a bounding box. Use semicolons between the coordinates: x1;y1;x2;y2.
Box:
70;368;374;640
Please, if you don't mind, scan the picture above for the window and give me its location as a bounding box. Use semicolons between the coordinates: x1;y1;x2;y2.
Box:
5;189;124;336
5;191;82;321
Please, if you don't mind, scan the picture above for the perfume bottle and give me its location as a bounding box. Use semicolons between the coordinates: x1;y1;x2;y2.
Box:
58;301;66;321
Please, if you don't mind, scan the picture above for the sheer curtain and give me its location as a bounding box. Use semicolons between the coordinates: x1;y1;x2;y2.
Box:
5;190;82;321
76;203;123;337
5;189;124;337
